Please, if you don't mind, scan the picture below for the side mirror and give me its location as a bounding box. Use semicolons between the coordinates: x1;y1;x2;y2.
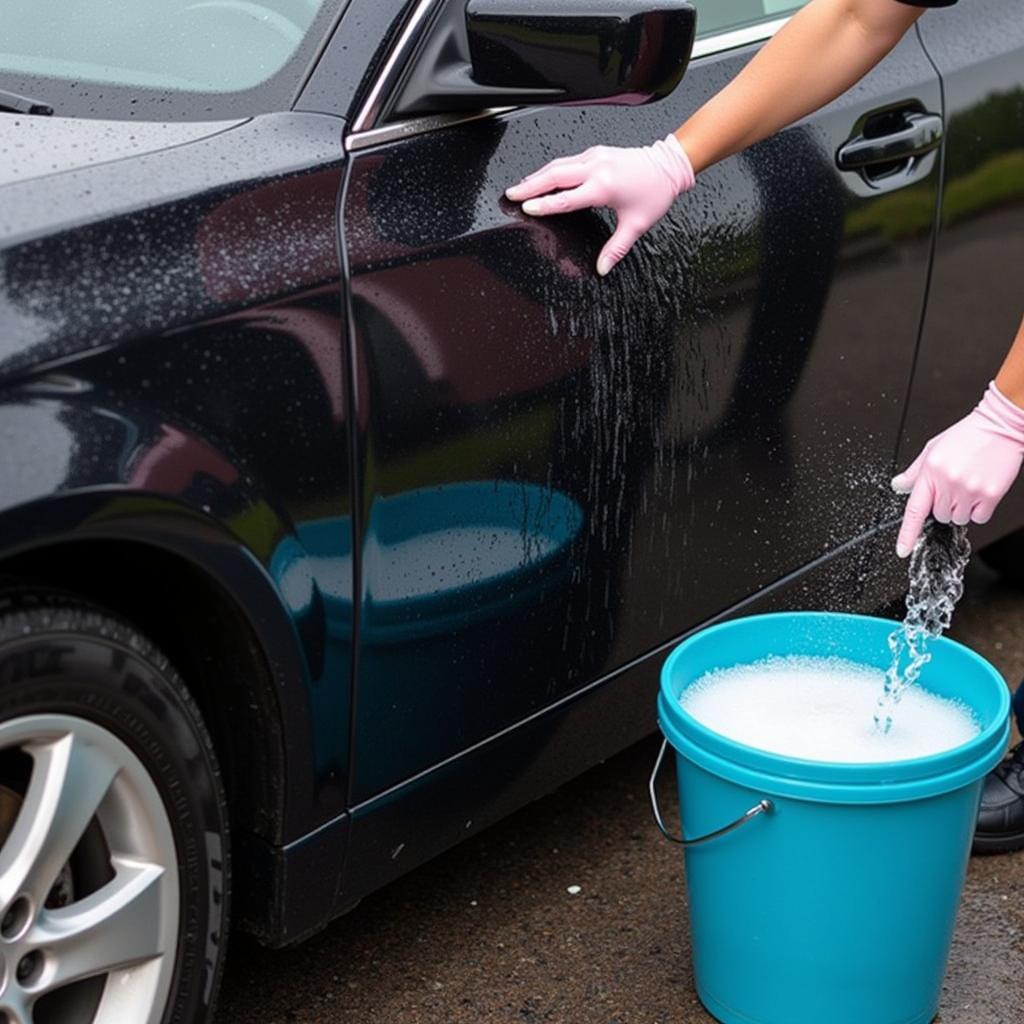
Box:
388;0;696;119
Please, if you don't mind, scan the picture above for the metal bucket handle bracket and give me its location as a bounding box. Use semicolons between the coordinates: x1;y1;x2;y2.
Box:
649;738;774;846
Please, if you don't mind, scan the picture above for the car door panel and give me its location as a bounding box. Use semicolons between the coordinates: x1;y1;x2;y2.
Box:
340;14;940;802
900;0;1024;547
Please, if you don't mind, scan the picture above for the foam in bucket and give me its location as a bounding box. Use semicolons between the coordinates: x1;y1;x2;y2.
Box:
680;655;979;763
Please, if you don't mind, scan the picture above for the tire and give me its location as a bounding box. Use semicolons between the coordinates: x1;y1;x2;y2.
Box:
0;587;230;1024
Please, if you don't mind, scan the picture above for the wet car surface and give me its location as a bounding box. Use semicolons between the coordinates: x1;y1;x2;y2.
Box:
0;0;1021;1020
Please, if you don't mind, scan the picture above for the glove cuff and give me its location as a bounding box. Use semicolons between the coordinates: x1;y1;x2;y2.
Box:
982;380;1024;438
652;133;697;195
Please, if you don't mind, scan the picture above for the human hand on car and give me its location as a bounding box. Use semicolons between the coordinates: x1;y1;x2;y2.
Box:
505;135;695;277
892;382;1024;557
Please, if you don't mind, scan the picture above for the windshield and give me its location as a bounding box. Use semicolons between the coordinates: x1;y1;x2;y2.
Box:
0;0;347;121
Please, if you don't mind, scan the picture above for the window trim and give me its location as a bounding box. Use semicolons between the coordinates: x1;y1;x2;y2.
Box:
345;6;792;152
350;0;440;133
691;15;791;60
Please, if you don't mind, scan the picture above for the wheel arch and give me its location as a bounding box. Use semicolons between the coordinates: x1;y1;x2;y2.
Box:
0;492;323;852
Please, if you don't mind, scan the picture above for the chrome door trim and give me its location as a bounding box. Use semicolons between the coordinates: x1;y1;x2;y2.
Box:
347;106;515;151
345;8;792;152
351;0;443;134
691;16;790;59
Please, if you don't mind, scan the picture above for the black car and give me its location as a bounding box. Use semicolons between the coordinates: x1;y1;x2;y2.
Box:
0;0;1021;1020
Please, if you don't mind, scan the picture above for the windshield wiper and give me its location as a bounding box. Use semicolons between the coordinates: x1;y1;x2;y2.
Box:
0;88;53;116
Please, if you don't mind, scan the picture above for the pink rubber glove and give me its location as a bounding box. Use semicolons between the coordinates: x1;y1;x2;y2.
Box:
892;381;1024;557
504;135;696;277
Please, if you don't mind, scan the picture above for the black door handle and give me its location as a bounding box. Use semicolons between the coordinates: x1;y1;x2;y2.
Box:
837;111;943;171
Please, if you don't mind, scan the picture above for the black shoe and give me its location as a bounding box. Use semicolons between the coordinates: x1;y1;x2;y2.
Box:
973;741;1024;855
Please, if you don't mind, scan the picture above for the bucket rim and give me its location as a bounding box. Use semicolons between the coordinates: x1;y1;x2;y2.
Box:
660;708;1011;803
658;611;1011;791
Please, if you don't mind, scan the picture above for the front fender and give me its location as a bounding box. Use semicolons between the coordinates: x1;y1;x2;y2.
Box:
0;391;342;841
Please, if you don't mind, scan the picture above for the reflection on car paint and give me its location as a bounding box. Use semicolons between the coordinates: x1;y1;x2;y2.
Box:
270;481;583;798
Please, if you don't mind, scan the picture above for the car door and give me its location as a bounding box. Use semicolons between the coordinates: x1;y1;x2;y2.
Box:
898;0;1024;548
337;0;944;803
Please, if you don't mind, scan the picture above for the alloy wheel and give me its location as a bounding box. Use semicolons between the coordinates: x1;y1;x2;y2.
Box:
0;714;179;1024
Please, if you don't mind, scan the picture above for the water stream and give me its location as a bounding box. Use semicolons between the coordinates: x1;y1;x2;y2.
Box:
875;521;972;734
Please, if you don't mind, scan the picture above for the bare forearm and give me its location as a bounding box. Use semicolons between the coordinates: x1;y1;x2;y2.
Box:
674;0;922;174
993;317;1024;406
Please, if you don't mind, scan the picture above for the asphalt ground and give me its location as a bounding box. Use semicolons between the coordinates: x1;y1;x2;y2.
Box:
216;559;1024;1024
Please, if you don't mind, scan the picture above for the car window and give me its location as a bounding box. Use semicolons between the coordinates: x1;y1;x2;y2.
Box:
0;0;349;120
692;0;805;39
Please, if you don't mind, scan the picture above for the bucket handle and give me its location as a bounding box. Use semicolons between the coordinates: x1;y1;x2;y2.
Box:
649;738;774;846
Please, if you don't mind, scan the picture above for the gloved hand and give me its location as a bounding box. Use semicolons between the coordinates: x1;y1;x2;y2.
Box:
892;381;1024;557
504;135;696;277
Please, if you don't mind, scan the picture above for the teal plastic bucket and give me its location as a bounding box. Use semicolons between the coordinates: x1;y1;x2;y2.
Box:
655;612;1011;1024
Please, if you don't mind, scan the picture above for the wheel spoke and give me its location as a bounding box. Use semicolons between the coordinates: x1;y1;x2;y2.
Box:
0;999;31;1024
30;857;167;994
0;732;120;911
